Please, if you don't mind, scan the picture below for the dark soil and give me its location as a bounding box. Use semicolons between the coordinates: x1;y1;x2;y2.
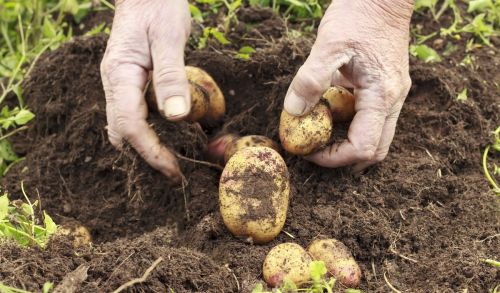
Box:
1;5;499;293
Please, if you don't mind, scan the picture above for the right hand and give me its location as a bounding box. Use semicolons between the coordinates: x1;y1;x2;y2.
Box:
100;0;192;183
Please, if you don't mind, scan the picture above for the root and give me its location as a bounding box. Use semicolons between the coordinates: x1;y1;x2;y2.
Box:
112;257;163;293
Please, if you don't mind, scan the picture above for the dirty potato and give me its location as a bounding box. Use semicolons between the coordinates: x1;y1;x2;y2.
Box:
263;242;312;287
307;238;362;288
322;86;355;122
219;147;289;244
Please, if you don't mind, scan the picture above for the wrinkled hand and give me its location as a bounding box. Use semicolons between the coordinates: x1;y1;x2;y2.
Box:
101;0;192;183
284;0;414;173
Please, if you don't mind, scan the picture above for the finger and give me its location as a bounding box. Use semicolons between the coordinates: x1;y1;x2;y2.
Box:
149;0;191;121
113;82;182;183
305;88;386;167
350;105;401;173
331;70;354;88
283;44;351;116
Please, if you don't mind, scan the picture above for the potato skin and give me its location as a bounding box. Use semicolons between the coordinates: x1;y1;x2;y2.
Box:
263;243;312;287
58;222;92;248
186;66;225;124
307;238;361;288
185;82;210;121
322;86;355;122
207;133;239;164
279;102;332;155
224;135;280;163
219;147;289;244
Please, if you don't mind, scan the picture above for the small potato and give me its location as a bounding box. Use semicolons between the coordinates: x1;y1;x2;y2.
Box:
207;133;240;164
58;222;92;248
322;86;355;122
224;135;280;163
186;66;225;124
279;102;332;155
307;238;361;288
263;243;312;287
219;147;289;244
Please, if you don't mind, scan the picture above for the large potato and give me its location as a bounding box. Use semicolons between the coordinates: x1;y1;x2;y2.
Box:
219;147;289;244
186;66;225;124
224;135;280;163
279;102;332;155
307;238;361;288
263;243;312;287
322;86;355;122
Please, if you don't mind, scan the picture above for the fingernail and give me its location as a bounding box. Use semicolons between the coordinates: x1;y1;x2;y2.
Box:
284;91;307;116
164;96;188;118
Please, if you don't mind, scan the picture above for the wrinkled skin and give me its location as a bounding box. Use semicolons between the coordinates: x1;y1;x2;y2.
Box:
101;0;414;182
283;0;414;173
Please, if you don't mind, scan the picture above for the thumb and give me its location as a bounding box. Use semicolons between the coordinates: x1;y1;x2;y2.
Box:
284;47;351;116
149;2;191;121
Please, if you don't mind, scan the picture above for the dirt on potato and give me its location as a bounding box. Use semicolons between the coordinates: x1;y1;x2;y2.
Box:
1;6;499;293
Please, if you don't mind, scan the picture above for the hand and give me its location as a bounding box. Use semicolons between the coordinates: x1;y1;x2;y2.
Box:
101;0;192;183
283;0;414;173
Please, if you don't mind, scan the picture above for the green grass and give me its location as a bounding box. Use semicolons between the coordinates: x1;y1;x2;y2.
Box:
0;0;110;178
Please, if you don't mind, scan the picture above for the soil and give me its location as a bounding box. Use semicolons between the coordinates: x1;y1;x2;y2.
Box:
1;5;499;293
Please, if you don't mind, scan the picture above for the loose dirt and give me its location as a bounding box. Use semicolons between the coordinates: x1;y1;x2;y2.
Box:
1;6;499;293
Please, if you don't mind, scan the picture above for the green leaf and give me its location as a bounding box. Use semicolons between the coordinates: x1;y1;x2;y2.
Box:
0;139;19;161
210;29;231;45
481;258;500;267
310;261;327;282
0;194;8;221
13;109;34;125
42;17;57;38
239;46;256;54
43;282;54;293
410;44;442;63
62;0;80;15
456;88;468;102
251;283;264;293
84;23;107;37
43;211;57;235
468;0;493;13
345;289;364;293
189;4;203;23
414;0;437;11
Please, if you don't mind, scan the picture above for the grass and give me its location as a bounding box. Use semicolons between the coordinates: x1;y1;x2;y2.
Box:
0;0;110;179
0;282;53;293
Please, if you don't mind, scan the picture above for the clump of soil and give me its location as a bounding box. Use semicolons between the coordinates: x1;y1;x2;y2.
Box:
1;7;499;293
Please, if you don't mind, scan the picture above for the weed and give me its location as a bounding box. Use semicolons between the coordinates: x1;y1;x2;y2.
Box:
482;126;500;196
0;183;57;248
0;282;53;293
0;0;110;178
410;44;442;63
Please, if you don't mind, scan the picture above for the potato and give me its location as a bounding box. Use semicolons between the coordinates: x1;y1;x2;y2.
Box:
144;66;224;123
307;238;361;288
186;66;225;124
279;102;332;155
263;243;312;287
322;86;355;122
207;133;240;165
58;221;92;248
219;147;289;244
224;135;280;163
185;82;210;121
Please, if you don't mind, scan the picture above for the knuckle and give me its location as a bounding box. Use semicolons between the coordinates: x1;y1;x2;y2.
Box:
354;144;377;161
116;116;141;140
293;65;327;97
